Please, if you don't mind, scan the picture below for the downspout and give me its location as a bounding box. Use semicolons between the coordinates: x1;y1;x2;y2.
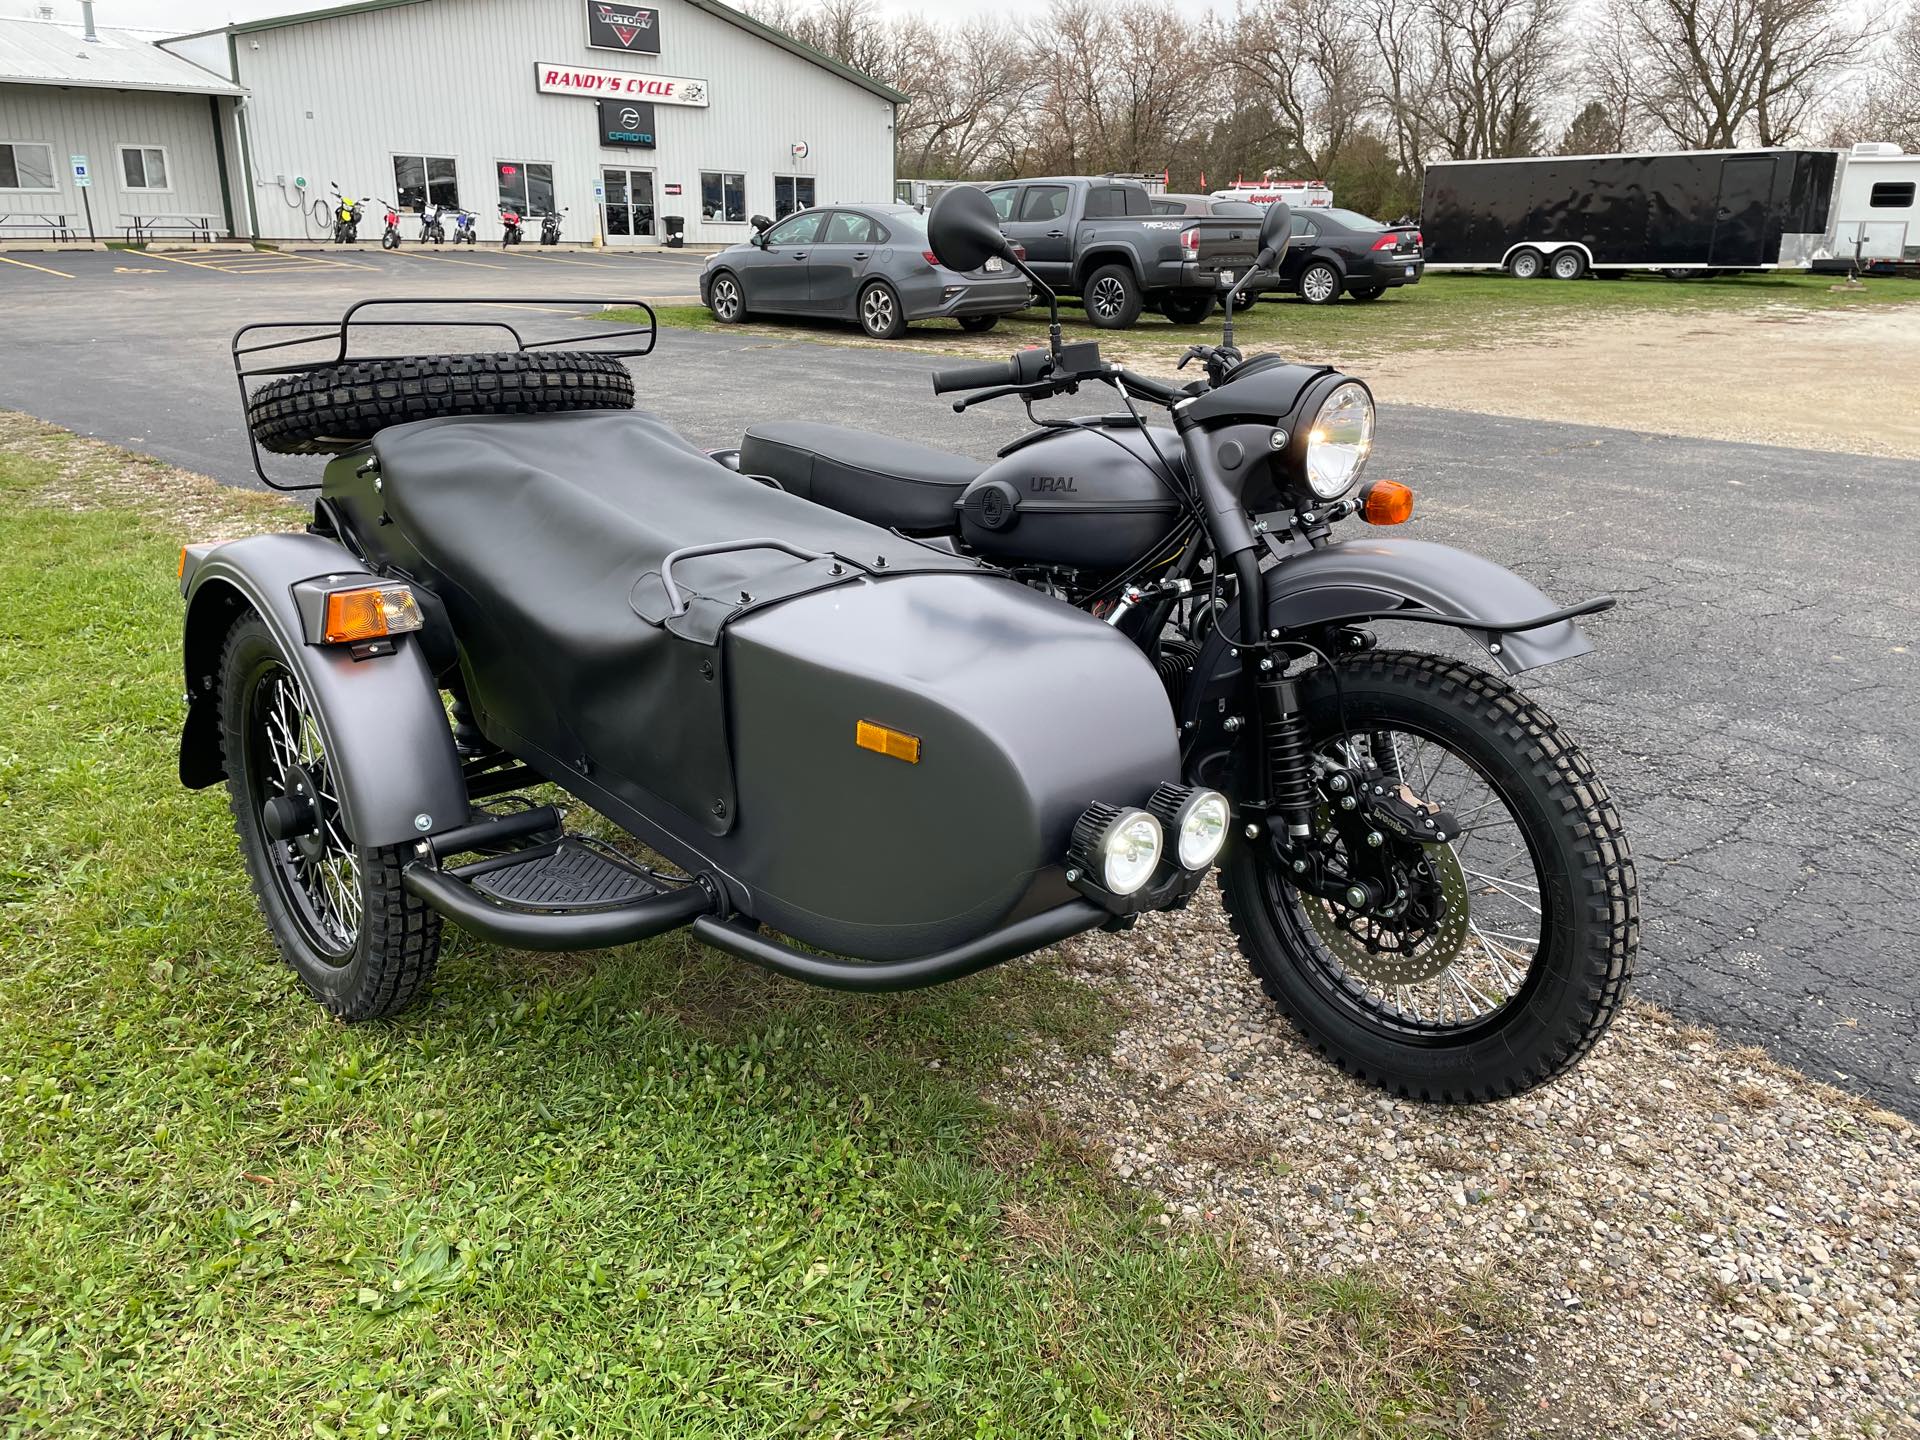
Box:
208;95;236;240
229;32;259;241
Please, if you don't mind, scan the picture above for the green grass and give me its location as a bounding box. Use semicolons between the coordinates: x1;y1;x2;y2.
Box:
616;269;1920;364
0;417;1482;1438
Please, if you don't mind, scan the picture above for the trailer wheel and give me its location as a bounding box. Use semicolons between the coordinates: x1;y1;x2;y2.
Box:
1506;248;1544;280
1549;248;1588;280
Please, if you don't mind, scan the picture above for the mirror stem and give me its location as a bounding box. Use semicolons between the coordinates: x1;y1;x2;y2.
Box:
1004;251;1062;361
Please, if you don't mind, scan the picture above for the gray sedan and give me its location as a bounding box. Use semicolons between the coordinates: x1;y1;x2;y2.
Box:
699;204;1031;340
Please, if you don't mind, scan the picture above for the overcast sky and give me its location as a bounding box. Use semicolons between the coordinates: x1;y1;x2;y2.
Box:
17;0;1019;33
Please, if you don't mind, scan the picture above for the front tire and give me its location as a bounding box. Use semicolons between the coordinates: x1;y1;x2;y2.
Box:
1219;651;1636;1102
957;314;1000;334
1296;261;1342;304
1084;264;1143;328
1507;248;1544;280
219;616;441;1021
707;270;746;324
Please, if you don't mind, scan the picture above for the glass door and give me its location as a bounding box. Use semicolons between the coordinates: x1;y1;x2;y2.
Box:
602;167;657;244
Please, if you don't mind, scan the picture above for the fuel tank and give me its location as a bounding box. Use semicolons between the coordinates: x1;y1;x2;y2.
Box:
724;572;1180;959
958;422;1188;572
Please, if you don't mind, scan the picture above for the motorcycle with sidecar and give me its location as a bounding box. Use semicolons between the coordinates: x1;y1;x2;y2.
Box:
183;194;1636;1103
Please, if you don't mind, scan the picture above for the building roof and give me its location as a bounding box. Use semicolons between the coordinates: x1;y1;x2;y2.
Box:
167;0;906;105
0;13;243;95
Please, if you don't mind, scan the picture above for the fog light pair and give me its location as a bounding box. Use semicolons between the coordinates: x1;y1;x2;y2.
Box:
1070;786;1231;896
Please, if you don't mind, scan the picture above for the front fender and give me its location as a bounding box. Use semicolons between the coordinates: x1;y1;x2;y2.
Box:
181;532;469;849
1179;538;1596;767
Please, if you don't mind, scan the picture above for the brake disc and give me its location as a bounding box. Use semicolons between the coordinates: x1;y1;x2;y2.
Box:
1301;841;1472;985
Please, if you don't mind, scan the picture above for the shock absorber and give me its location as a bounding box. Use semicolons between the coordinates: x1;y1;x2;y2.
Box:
1259;673;1314;839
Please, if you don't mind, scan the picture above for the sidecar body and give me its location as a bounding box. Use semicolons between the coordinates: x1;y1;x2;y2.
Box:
183;344;1216;993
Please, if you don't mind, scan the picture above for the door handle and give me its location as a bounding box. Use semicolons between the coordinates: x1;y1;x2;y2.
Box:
852;251;870;260
792;251;808;259
1045;230;1066;238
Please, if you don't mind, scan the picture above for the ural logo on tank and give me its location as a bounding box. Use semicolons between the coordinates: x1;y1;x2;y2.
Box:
1031;475;1077;492
594;4;654;47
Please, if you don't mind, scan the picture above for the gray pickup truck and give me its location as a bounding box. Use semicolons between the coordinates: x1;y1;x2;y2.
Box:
981;176;1265;328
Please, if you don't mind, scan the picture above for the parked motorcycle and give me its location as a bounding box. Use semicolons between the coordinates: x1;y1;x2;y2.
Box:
499;205;524;246
328;184;367;245
378;199;403;251
539;208;567;246
186;193;1635;1103
418;203;447;246
449;208;478;246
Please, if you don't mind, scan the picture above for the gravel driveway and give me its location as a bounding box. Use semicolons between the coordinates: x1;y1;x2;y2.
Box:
1003;889;1919;1438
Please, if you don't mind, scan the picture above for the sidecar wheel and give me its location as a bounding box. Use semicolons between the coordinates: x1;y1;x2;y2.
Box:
219;615;441;1021
1218;651;1636;1103
246;351;635;456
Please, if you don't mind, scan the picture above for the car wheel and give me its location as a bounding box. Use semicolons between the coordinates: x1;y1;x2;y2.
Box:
1157;290;1218;325
1549;248;1587;280
1085;265;1144;328
957;315;1000;333
1297;262;1342;305
1347;283;1385;301
1507;248;1544;280
708;271;746;324
859;282;907;339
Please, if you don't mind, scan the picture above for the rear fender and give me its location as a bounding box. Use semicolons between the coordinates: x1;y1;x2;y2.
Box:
180;532;469;848
1179;538;1595;769
1074;245;1143;287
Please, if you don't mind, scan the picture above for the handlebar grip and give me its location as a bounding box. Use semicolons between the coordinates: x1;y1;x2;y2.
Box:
930;357;1021;395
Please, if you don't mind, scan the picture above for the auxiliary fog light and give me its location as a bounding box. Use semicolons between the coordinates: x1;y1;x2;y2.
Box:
1070;803;1164;896
1148;783;1232;870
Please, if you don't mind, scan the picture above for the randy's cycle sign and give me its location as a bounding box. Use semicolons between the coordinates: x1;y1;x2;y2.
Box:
536;62;707;106
586;2;661;54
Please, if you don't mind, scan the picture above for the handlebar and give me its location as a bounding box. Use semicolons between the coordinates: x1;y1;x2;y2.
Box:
931;357;1025;395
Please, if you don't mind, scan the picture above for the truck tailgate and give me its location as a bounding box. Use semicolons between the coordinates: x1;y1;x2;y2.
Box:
1188;217;1265;277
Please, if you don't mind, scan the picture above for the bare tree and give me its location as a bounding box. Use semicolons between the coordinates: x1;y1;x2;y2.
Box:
1603;0;1877;147
1823;3;1920;150
889;17;1037;177
1415;0;1567;159
1220;0;1377;177
1023;0;1211;176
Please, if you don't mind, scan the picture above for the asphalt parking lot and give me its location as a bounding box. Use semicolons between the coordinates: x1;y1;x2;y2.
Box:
3;256;1916;1113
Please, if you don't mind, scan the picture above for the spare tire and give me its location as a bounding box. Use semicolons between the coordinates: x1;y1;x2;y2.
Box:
246;351;635;455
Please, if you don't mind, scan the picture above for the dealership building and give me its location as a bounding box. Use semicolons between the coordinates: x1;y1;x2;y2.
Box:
1;0;901;246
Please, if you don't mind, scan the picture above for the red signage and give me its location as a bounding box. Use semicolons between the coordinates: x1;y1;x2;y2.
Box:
534;62;708;107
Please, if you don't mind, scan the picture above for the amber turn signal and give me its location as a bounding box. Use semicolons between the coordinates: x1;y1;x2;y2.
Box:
1360;480;1414;526
321;584;424;644
856;720;922;764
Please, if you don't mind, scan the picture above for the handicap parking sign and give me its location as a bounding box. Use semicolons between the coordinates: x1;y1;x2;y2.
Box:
71;154;90;187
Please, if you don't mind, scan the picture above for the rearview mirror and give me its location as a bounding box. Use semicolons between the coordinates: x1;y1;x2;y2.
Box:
1257;202;1292;271
928;186;1013;273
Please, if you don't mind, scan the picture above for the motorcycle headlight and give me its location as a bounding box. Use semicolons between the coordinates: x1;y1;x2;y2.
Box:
1304;380;1374;499
1070;804;1164;897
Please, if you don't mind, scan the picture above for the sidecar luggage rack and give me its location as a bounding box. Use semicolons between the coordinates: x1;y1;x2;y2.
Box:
231;295;658;491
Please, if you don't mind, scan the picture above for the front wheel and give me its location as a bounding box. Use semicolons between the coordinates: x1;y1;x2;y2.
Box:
1296;261;1342;304
219;615;441;1021
1219;651;1635;1102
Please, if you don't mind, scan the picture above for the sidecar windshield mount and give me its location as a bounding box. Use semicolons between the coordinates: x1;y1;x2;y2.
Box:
231;295;658;491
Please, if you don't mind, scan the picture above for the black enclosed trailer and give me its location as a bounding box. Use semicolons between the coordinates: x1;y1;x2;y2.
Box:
1420;149;1838;278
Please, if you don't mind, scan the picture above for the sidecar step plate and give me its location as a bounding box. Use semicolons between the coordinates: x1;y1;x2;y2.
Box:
458;838;666;909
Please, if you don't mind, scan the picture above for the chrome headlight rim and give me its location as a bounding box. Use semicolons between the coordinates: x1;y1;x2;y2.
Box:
1070;803;1165;898
1146;783;1232;871
1291;373;1375;503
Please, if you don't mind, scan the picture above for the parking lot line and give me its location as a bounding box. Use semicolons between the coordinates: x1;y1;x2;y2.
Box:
383;248;513;270
510;252;641;270
0;253;74;278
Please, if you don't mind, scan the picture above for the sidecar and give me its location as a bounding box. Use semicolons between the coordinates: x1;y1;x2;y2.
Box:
180;300;1224;1017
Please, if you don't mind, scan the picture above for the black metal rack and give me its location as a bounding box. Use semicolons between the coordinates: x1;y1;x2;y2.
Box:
230;296;658;491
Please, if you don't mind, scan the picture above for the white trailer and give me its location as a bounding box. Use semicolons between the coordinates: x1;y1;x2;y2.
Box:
1797;143;1920;273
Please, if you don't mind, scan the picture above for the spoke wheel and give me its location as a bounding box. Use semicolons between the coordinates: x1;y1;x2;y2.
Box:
709;273;743;323
1219;651;1636;1101
860;283;904;338
218;615;441;1021
1298;263;1341;304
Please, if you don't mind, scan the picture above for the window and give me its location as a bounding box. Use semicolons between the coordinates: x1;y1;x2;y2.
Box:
118;145;170;191
496;161;554;215
822;211;880;245
1869;182;1916;209
393;154;459;214
1288;215;1318;239
1017;186;1068;222
0;141;54;191
1085;186;1129;219
986;185;1019;220
773;174;816;220
764;211;825;246
1321;207;1385;231
1151;198;1185;215
701;170;746;223
1213;201;1262;218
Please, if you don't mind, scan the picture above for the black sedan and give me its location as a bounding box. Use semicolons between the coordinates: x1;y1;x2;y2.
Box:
1275;207;1424;303
700;204;1032;339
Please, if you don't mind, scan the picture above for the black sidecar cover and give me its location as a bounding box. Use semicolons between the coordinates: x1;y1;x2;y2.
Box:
371;411;1181;960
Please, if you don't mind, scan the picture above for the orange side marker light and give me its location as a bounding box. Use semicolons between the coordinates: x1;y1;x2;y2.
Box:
1360;480;1414;526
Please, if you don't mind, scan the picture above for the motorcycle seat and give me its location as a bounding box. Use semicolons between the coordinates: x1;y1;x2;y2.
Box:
738;422;979;535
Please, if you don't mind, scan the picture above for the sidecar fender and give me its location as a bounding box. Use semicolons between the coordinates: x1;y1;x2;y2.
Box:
1180;538;1596;757
180;532;469;849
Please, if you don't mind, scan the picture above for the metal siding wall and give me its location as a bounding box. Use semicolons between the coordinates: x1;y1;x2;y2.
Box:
232;0;895;244
0;83;228;236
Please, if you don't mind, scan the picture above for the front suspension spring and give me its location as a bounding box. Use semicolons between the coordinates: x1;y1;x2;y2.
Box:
1260;676;1314;836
